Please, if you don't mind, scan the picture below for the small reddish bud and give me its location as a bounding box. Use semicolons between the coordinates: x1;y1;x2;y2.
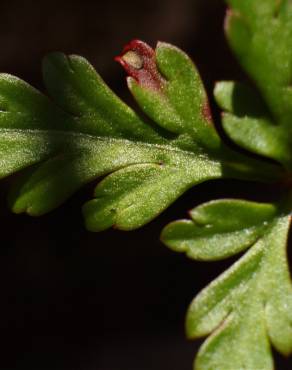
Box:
115;39;165;90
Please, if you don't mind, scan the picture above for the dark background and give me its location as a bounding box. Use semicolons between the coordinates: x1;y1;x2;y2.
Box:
0;1;291;369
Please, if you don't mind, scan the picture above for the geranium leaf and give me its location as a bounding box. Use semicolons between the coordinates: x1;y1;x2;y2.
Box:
220;0;292;169
161;199;292;369
215;81;292;167
225;0;292;124
161;199;277;260
1;41;280;230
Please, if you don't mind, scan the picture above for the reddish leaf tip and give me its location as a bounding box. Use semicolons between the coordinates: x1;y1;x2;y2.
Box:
121;39;154;58
115;39;165;91
224;7;233;32
202;101;213;124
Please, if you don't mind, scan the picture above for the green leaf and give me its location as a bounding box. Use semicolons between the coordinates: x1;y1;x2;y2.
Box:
1;41;280;230
127;42;221;151
222;0;292;168
161;199;277;260
0;2;290;370
0;74;72;177
214;81;267;118
225;0;292;123
162;200;292;369
8;48;221;229
215;81;292;168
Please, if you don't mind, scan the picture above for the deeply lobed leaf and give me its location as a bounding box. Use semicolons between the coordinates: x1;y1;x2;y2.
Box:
161;199;277;260
216;0;292;169
0;2;290;369
0;41;280;230
215;81;292;168
162;199;292;369
3;46;220;228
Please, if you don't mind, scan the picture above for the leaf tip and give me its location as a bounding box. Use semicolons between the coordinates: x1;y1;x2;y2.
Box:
115;39;165;91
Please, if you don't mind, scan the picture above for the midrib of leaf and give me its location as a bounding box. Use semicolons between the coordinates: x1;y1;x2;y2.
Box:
0;128;210;158
1;124;283;187
0;127;222;190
